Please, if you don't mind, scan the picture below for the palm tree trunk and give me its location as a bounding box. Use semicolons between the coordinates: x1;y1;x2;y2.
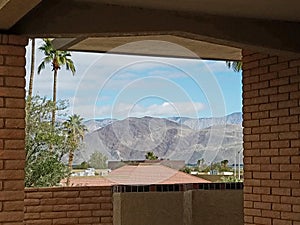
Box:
28;38;35;99
66;149;74;186
52;69;58;127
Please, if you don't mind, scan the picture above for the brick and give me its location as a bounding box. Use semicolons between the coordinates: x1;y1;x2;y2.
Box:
26;192;53;199
260;56;278;66
271;156;290;164
261;209;280;218
271;172;290;180
281;196;300;204
79;217;100;224
0;46;26;56
40;212;66;219
261;180;279;187
260;72;277;81
272;203;291;212
253;187;270;194
280;164;299;172
270;140;290;148
272;187;291;196
8;35;28;45
0;150;25;159
4;160;25;169
278;115;298;124
279;131;298;139
5;97;25;107
279;83;299;93
260;117;278;126
244;208;261;216
5;119;25;129
281;212;300;221
261;148;279;156
4;139;25;149
26;205;52;213
3;201;24;211
270;62;288;72
0;211;24;222
4;56;26;66
269;108;289;117
3;180;24;190
67;210;92;217
273;219;292;225
53;191;79;198
253;217;271;225
280;180;300;188
253;172;270;179
0;108;25;118
0;170;24;179
262;194;280;203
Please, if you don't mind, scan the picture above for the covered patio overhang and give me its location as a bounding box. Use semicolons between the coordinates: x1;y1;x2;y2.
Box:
1;1;300;225
1;0;300;59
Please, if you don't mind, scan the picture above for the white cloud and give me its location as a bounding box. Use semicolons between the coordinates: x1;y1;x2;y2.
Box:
71;101;205;119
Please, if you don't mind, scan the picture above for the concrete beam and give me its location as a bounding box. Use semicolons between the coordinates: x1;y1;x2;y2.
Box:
10;0;300;56
0;0;41;29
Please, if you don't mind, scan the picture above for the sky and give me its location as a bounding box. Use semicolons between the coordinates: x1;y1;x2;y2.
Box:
25;39;242;120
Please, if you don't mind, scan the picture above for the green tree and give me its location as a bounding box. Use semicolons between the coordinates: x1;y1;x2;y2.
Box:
226;61;242;72
88;151;108;169
25;95;69;187
63;114;87;186
37;39;76;126
221;159;229;168
145;151;158;160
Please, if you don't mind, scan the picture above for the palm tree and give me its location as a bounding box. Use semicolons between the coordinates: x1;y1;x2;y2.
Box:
28;38;35;99
63;114;87;186
226;61;242;72
37;39;76;127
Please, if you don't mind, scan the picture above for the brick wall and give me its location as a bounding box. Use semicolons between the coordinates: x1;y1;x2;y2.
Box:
0;34;27;225
242;51;300;225
24;186;113;225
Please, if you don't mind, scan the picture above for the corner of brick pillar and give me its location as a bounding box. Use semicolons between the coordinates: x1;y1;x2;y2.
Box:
0;34;28;224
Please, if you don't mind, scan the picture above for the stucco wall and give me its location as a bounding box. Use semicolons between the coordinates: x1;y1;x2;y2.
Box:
114;189;243;225
24;186;113;225
242;51;300;225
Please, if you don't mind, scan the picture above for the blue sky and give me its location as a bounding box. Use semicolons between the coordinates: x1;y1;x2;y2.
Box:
25;39;242;119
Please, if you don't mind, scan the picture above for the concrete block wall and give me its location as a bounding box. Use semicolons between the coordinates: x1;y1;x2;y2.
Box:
24;186;113;225
0;34;27;225
242;50;300;225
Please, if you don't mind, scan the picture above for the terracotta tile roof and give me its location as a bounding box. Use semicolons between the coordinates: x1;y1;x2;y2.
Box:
64;163;210;186
106;164;211;185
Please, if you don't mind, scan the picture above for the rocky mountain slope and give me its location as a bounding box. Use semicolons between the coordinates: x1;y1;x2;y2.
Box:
74;113;243;165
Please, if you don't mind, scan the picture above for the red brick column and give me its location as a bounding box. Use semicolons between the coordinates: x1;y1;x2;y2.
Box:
242;51;300;225
0;34;28;225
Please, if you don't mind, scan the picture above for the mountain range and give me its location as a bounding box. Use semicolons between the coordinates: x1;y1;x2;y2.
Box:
74;112;243;165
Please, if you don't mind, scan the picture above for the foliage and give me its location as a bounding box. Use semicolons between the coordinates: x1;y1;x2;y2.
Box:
88;151;108;169
75;161;90;169
63;114;87;185
202;161;232;173
25;95;69;187
226;61;242;72
25;151;69;187
145;151;158;160
37;39;76;75
221;176;242;183
180;166;192;174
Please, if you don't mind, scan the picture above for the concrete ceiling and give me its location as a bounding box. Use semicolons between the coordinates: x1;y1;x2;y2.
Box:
53;35;241;60
0;0;41;29
2;0;300;59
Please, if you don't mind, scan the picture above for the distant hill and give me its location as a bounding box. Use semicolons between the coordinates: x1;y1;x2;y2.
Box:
74;113;243;165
